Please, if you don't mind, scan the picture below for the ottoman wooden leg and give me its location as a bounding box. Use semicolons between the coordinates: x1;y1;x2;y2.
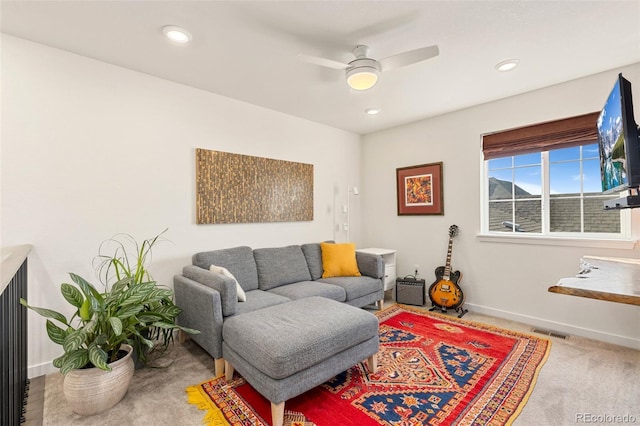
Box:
367;354;378;373
271;401;285;426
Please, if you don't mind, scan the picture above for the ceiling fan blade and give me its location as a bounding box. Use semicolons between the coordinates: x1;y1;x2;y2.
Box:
297;54;349;70
379;45;439;71
347;13;419;43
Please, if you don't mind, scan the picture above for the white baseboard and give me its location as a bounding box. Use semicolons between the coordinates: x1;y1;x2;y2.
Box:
28;360;57;379
465;303;640;350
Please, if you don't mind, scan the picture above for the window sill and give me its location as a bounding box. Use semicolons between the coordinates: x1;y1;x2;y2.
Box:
477;234;637;250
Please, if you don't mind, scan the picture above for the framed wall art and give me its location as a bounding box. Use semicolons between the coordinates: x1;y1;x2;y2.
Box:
396;162;444;215
196;148;314;224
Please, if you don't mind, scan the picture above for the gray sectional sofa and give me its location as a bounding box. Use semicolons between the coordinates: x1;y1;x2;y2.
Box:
173;242;385;377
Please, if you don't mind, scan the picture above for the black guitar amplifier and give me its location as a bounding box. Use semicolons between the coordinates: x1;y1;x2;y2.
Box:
395;277;426;306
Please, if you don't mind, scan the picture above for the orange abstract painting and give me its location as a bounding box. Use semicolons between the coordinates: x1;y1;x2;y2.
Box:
405;174;433;206
397;162;443;215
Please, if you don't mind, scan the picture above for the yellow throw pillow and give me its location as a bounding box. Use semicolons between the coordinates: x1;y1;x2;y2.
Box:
320;242;361;278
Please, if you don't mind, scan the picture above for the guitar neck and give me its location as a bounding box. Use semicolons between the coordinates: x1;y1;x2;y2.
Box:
443;237;453;280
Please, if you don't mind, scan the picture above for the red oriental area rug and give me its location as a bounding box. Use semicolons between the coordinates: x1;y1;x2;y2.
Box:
186;304;551;426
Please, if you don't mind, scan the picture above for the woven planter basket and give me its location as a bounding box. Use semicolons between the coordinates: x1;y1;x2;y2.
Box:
63;344;135;416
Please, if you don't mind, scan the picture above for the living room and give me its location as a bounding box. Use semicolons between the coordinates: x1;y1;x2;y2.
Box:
2;1;639;425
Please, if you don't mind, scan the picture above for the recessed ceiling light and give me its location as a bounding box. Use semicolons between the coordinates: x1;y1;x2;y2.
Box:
365;107;381;115
162;25;192;43
495;59;519;72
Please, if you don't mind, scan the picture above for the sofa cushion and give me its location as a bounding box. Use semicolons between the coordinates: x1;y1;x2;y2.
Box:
210;265;246;302
193;246;259;291
235;290;290;316
267;281;346;302
319;275;382;301
301;243;324;280
320;242;361;278
253;245;312;290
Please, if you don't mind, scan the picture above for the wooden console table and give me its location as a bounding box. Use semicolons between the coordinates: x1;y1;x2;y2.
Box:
548;256;640;306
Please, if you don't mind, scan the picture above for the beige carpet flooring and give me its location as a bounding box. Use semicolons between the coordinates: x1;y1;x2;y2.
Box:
31;300;640;426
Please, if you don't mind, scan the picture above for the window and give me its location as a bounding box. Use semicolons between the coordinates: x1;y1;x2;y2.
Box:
486;145;623;236
482;112;629;240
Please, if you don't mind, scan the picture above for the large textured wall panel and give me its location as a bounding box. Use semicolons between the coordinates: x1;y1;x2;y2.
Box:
196;149;314;224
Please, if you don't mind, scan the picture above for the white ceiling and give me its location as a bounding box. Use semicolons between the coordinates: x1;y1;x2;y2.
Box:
2;1;640;135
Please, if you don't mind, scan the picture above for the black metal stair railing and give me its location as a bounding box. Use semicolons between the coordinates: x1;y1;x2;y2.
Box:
1;254;29;426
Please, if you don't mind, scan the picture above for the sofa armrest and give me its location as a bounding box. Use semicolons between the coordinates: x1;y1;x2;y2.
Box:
182;265;238;316
356;252;384;279
174;275;225;359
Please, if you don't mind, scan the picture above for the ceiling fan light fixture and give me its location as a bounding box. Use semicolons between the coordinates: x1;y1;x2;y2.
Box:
346;67;379;91
162;25;192;43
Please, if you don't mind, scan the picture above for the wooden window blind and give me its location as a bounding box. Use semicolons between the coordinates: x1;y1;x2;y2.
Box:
482;111;600;160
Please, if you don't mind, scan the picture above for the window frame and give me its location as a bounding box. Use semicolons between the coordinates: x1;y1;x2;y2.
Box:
479;146;634;248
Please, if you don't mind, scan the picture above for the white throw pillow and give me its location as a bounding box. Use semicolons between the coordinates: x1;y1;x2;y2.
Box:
209;264;246;302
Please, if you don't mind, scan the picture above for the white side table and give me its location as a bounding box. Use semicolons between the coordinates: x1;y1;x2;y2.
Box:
357;248;397;291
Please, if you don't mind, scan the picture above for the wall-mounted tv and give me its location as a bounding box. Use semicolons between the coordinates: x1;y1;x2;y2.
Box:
597;73;640;207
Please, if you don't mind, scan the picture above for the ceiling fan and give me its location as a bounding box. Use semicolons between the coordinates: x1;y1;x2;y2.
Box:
298;44;439;91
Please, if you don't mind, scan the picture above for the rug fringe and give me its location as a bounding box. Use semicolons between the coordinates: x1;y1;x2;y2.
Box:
186;384;230;426
284;410;317;426
505;338;553;425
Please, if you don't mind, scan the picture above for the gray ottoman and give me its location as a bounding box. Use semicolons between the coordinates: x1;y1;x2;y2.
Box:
222;296;379;426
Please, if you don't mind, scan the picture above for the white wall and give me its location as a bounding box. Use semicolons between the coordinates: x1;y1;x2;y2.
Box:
361;63;640;349
0;35;362;376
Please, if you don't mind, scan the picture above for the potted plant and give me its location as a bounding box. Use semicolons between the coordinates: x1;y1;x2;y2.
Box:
20;230;198;415
93;229;190;366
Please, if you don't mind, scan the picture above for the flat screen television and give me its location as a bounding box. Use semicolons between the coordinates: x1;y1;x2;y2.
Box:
598;73;640;199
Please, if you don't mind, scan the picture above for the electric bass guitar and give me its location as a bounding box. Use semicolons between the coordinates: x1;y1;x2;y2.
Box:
428;225;464;310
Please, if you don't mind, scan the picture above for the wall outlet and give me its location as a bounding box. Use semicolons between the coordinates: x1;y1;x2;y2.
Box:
414;264;420;276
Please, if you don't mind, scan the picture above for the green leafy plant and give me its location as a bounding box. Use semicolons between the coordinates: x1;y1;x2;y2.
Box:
20;230;198;373
92;229;197;365
94;230;165;290
20;273;188;373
